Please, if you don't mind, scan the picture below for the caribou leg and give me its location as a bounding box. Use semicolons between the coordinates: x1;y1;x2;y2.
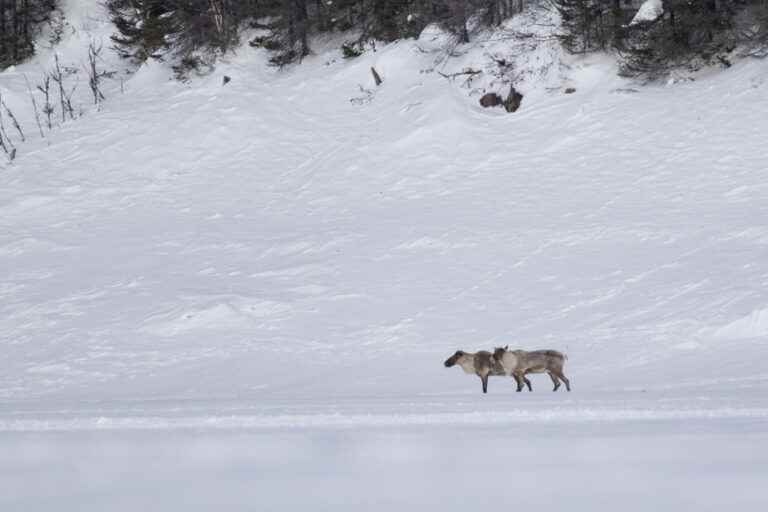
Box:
549;372;560;392
513;372;525;392
554;369;571;392
480;373;489;394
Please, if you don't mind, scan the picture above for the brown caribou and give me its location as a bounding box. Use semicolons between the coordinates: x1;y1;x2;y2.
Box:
492;346;571;392
443;350;506;394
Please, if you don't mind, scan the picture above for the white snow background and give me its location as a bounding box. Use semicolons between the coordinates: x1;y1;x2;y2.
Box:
1;1;767;510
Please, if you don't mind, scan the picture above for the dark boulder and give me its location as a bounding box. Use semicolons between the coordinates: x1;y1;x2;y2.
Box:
503;86;523;112
479;92;503;108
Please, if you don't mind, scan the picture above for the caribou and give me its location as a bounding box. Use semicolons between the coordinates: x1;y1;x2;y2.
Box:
492;346;571;392
443;350;506;394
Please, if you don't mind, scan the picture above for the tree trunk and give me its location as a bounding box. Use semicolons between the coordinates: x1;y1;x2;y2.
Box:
0;0;7;63
293;0;309;57
10;0;18;62
22;0;30;56
612;0;622;48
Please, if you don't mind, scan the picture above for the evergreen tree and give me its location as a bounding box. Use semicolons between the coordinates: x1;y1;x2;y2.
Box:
0;0;57;67
620;0;743;77
552;0;623;53
107;0;240;65
107;0;176;63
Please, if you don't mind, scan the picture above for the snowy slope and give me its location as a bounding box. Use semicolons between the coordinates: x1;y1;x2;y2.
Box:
3;20;767;404
2;3;768;510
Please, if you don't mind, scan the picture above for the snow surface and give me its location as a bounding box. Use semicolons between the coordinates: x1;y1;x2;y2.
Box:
2;2;768;510
4;423;768;511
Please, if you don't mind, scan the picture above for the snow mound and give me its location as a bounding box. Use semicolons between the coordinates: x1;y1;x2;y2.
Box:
631;0;664;26
715;307;768;339
143;298;292;337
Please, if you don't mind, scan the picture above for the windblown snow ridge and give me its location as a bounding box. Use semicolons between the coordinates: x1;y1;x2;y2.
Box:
3;408;768;432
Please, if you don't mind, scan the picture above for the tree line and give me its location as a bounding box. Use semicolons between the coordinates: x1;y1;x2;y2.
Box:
104;1;530;69
104;0;768;76
554;0;768;76
3;2;768;78
0;0;57;68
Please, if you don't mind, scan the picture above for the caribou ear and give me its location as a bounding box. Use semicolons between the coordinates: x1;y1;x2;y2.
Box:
504;345;509;350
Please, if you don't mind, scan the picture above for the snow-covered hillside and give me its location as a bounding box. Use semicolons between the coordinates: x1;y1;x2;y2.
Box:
2;2;767;510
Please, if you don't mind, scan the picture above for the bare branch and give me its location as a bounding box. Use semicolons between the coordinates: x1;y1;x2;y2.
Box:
51;53;68;123
24;74;46;139
85;39;107;108
370;66;382;86
0;102;17;161
36;75;54;130
0;93;25;143
438;68;483;80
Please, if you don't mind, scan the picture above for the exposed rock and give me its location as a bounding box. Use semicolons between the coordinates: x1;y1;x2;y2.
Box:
479;92;503;108
503;86;523;113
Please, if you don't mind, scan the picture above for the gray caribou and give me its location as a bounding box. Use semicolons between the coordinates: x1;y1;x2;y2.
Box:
492;346;571;392
443;350;505;394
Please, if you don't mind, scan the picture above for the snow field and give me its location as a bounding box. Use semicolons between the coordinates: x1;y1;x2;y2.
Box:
1;3;768;510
